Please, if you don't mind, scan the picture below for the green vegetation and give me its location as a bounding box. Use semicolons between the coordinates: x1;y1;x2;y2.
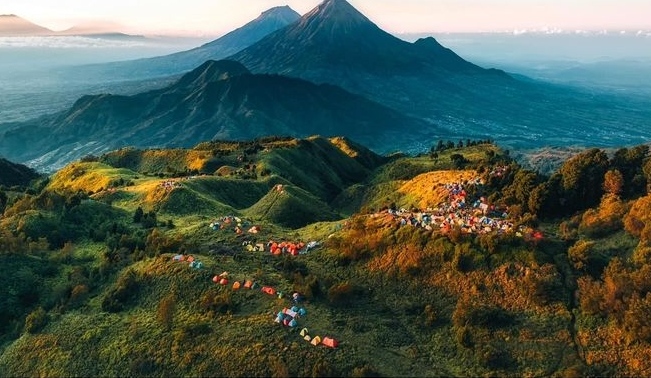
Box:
2;137;651;376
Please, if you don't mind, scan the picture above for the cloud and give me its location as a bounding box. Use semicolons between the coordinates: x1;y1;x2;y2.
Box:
0;35;147;48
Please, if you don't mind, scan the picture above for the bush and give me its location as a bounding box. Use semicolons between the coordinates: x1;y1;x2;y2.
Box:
568;240;595;271
327;282;356;306
200;291;235;315
453;303;515;329
157;293;177;331
100;270;139;312
350;365;382;377
24;307;47;334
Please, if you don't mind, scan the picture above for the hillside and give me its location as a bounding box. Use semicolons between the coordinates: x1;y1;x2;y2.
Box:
0;157;40;187
3;138;651;376
0;60;433;172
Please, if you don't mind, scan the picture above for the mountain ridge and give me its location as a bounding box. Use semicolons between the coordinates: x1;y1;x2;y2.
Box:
0;60;436;172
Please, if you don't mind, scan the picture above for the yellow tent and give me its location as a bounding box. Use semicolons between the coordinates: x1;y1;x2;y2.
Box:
311;336;322;346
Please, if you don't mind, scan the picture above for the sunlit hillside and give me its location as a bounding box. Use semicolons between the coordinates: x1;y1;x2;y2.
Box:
2;136;651;377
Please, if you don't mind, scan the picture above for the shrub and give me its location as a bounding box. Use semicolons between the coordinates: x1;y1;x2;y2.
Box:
327;282;356;306
622;292;651;344
455;325;474;349
157;293;177;331
200;291;235;315
24;307;47;334
568;240;595;271
100;270;139;312
350;365;382;377
453;302;514;329
476;343;512;370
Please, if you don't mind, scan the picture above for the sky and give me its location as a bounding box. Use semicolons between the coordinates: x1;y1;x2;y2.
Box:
1;0;650;36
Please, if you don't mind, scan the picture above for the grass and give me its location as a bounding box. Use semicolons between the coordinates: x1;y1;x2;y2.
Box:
3;139;645;377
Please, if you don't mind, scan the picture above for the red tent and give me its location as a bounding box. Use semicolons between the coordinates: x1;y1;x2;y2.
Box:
322;337;338;348
262;286;276;296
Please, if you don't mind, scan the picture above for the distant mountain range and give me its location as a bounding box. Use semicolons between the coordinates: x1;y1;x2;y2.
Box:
0;14;138;38
0;60;434;172
2;0;651;173
228;0;651;149
60;6;301;82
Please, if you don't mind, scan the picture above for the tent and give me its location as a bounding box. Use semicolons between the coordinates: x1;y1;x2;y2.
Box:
289;319;297;327
243;280;253;289
232;281;241;290
283;308;297;318
322;337;338;348
219;278;228;285
212;275;220;283
172;254;184;261
311;336;322;346
262;286;276;296
300;328;309;337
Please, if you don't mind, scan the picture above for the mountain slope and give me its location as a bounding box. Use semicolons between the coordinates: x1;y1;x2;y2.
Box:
233;0;486;76
0;157;40;186
68;6;301;81
0;60;433;172
229;0;651;151
0;14;53;36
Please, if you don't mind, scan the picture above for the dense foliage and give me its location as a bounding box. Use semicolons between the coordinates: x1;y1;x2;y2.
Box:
2;139;651;376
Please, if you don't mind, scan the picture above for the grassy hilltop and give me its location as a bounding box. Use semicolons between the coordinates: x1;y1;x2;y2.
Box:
2;136;651;377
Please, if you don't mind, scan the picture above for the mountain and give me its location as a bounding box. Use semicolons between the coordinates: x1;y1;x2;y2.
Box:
0;60;435;172
0;14;53;36
67;6;301;82
233;0;487;76
0;157;39;187
229;0;651;150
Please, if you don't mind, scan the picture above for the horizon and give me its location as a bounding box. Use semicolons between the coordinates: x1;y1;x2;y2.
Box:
1;0;650;37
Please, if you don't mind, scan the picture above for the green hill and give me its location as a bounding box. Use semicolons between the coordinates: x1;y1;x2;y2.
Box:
246;184;341;228
4;138;651;377
0;157;40;187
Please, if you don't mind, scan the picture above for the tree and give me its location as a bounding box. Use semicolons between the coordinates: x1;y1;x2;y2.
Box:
450;154;468;169
133;206;144;223
0;189;7;214
611;145;649;198
603;169;624;196
559;148;610;212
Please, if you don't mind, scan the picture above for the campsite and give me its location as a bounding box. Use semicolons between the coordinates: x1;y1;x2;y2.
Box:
2;136;651;376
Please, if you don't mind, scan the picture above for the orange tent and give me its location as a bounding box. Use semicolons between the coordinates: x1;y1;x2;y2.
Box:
322;337;338;348
219;278;228;285
212;275;220;283
243;280;253;289
187;255;195;263
232;281;241;290
261;286;276;296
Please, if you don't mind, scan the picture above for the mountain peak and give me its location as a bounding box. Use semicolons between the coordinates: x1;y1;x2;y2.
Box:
259;5;300;22
304;0;372;25
0;13;53;35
